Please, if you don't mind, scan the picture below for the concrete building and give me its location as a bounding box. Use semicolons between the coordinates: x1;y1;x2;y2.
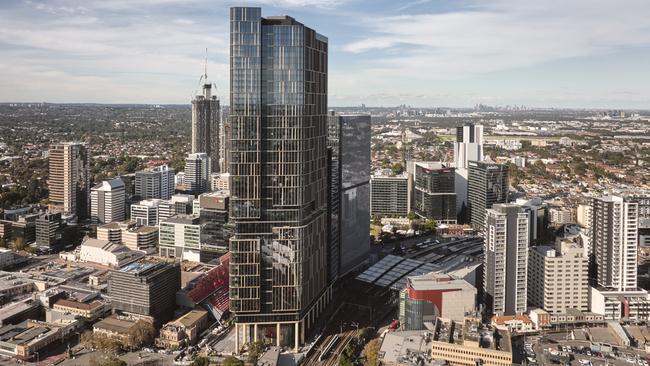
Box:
135;164;175;200
97;221;158;252
370;173;411;217
90;178;125;224
229;6;330;351
513;197;548;245
210;172;230;191
192;78;221;173
467;161;508;228
592;195;638;292
159;215;201;262
48;142;90;219
454;124;484;213
399;272;476;330
52;299;107;321
328;112;371;280
108;260;181;324
130;199;161;226
184;153;210;195
0;320;76;361
528;239;589;314
79;238;144;267
484;204;529;316
413;162;456;224
428;317;512;366
549;207;575;226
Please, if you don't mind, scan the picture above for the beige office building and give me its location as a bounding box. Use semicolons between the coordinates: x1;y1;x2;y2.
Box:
528;239;589;314
48;142;89;219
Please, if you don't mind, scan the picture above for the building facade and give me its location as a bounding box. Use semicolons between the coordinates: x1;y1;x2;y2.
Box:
192;82;221;173
528;240;589;314
413;162;456;224
90;178;125;224
592;195;638;291
327;113;371;280
467;161;508;228
370;174;411;217
159;215;201;262
48;142;90;219
108;260;181;324
229;6;330;351
184;153;210;195
135;164;175;200
484;204;529;316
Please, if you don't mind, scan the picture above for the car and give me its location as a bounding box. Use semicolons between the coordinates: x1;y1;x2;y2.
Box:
586;351;591;356
627;357;636;364
579;359;591;365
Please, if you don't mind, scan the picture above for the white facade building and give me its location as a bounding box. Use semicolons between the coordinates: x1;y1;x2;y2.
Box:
453;124;483;212
90;178;125;224
79;238;143;268
484;204;529;316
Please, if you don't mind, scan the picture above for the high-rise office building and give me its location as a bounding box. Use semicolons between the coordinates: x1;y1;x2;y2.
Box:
328;113;371;281
35;212;62;248
48;142;90;219
108;260;181;324
192;81;221;173
135;164;175;200
454;124;484;214
413;162;456;224
90;178;126;224
370;173;411;217
528;239;589;314
229;7;329;350
591;195;638;291
198;191;231;262
467;161;508;228
484;204;529;316
184;153;210;195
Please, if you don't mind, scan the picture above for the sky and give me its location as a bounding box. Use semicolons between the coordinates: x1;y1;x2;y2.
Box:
1;0;650;108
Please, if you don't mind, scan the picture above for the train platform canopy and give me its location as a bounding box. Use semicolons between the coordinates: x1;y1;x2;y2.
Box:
355;254;440;291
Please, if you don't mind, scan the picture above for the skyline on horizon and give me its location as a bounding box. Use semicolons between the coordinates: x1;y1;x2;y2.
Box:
1;0;650;108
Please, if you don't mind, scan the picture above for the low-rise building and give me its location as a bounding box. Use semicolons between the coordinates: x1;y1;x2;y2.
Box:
52;298;108;321
491;314;535;333
428;317;513;366
155;309;208;349
399;272;476;330
0;320;75;361
93;315;140;342
589;287;650;321
79;238;144;268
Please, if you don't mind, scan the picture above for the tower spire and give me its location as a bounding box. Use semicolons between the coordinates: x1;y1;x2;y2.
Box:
204;47;208;82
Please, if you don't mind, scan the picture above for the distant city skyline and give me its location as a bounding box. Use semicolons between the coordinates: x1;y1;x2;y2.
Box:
2;0;650;108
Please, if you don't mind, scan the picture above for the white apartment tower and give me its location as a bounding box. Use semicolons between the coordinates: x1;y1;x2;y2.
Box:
484;203;529;316
592;195;638;291
90;178;125;224
454;124;484;213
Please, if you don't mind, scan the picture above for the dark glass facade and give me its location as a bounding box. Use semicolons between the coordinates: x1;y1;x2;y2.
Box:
413;163;456;224
467;161;509;228
328;114;371;277
229;7;329;343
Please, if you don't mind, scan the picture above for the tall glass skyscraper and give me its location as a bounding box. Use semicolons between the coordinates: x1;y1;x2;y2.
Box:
228;7;329;351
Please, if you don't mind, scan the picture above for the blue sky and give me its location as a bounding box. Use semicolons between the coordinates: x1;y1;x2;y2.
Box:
1;0;650;108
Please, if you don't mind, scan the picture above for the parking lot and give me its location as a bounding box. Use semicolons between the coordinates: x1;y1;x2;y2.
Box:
520;330;650;366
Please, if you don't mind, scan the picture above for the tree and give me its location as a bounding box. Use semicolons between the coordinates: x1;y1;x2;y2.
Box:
362;339;381;366
423;219;436;233
391;162;404;175
222;356;244;366
127;320;156;349
11;237;26;252
190;355;210;366
407;211;417;221
247;340;265;365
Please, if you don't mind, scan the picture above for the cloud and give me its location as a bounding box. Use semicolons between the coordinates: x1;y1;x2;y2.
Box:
343;0;650;78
